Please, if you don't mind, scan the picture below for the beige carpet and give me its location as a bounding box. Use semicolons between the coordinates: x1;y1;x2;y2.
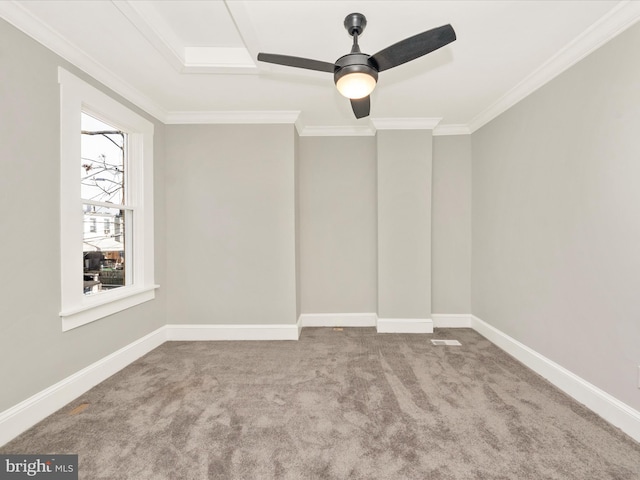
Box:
2;327;640;479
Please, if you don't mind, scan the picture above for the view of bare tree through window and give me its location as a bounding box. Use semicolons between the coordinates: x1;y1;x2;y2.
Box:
81;113;128;295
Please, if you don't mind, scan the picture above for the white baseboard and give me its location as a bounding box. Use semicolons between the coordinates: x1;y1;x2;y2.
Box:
432;313;472;328
297;315;303;338
299;313;435;333
166;323;300;341
0;326;166;447
376;318;433;333
471;315;640;443
299;313;377;328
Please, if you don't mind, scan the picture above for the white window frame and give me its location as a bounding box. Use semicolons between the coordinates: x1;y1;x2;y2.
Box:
59;67;156;331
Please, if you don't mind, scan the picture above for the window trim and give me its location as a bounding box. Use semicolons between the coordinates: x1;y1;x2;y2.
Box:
58;67;156;331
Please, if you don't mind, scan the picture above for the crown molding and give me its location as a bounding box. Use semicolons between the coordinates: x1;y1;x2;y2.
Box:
150;108;467;136
0;0;168;123
297;122;471;137
469;0;640;133
164;110;301;125
370;117;442;130
182;47;257;73
298;125;376;137
433;124;471;136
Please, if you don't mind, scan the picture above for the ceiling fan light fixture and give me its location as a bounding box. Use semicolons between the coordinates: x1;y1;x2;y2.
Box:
257;12;456;118
335;72;377;99
334;63;378;99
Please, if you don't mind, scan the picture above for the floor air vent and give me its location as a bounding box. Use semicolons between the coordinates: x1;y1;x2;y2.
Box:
431;339;462;346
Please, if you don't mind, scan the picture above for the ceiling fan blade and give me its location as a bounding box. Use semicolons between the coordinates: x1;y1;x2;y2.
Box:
350;96;370;119
370;24;456;72
257;53;336;73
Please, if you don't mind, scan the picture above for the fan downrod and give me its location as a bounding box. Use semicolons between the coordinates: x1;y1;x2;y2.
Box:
344;13;367;37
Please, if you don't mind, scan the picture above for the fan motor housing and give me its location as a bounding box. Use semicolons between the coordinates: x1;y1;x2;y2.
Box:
334;53;379;85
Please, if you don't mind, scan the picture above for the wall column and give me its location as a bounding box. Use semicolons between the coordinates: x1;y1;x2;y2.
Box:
376;127;433;332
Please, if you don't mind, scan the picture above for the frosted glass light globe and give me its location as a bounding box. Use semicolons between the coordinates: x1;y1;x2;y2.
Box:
335;72;377;99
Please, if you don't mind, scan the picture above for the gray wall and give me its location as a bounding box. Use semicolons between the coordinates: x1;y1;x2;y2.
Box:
471;22;640;410
294;133;301;319
377;130;432;319
0;18;166;412
298;136;377;313
432;135;472;313
165;124;298;325
298;133;470;317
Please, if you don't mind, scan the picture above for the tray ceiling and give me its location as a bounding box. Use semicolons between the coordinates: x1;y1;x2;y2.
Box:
1;1;639;133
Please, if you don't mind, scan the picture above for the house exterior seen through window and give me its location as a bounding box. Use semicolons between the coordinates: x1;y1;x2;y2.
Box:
81;113;129;295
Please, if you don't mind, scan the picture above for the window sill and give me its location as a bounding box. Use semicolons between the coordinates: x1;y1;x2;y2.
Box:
60;285;159;331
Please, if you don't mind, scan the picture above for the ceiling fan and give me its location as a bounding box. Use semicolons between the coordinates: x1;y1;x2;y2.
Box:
257;13;456;119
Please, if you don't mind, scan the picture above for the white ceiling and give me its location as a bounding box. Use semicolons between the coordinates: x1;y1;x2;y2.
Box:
2;0;640;134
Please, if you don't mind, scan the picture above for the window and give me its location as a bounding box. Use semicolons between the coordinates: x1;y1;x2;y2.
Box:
82;114;124;295
59;68;156;331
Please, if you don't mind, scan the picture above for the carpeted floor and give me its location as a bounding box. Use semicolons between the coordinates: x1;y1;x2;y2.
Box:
2;327;640;479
